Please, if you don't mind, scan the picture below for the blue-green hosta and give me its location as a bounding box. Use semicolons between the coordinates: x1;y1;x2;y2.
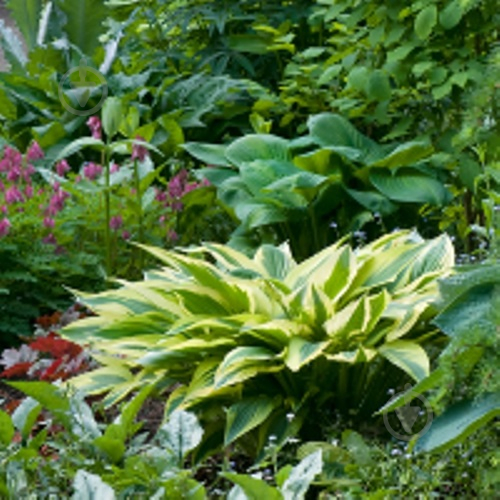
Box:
62;230;454;452
184;113;449;258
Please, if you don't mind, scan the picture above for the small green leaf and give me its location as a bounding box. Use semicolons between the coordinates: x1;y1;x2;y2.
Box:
439;0;463;29
414;5;438;40
102;97;123;139
224;473;282;499
366;70;392;102
0;410;14;446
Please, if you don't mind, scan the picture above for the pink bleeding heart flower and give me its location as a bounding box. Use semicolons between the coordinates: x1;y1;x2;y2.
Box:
87;116;102;139
26;141;44;161
0;217;11;237
109;215;123;231
56;160;70;177
131;136;149;163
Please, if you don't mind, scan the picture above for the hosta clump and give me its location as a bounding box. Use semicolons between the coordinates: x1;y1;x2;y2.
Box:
62;230;454;453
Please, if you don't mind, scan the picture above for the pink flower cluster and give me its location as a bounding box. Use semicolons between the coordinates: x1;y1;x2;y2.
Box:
87;116;102;140
0;142;71;250
155;169;210;214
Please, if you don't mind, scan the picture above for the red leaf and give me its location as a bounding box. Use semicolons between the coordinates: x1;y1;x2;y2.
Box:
0;361;33;378
40;358;64;381
29;332;82;358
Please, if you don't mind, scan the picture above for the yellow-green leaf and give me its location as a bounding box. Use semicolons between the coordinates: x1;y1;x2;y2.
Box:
378;340;430;382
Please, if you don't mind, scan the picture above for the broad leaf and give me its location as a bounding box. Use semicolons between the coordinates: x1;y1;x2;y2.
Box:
225;397;276;445
225;134;290;168
183;142;231;166
369;170;448;205
223;473;282;500
416;393;500;453
281;450;323;500
72;470;115;500
58;0;109;55
308;113;381;163
378;340;430;382
157;410;203;465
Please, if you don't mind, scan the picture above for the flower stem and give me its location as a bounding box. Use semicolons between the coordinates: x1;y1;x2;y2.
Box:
103;146;112;276
133;159;144;270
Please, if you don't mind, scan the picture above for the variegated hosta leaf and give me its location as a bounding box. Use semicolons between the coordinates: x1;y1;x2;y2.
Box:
62;230;453;446
253;242;296;280
285;338;329;372
287;284;334;325
224;396;277;446
378;340;430;382
215;347;282;389
284;239;348;291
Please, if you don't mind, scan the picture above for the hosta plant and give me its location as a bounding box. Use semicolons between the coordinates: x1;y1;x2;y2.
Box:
184;113;449;258
62;230;454;454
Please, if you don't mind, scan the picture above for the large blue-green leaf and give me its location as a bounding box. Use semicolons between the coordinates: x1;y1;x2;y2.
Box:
245;203;290;229
307;113;382;164
345;188;397;216
370;169;448;205
370;141;433;169
196;166;238;187
226;134;291;168
434;284;498;337
182;142;231;166
416;393;500;453
239;159;301;194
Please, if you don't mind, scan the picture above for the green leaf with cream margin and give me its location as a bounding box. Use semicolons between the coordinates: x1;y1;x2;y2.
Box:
62;231;454;451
